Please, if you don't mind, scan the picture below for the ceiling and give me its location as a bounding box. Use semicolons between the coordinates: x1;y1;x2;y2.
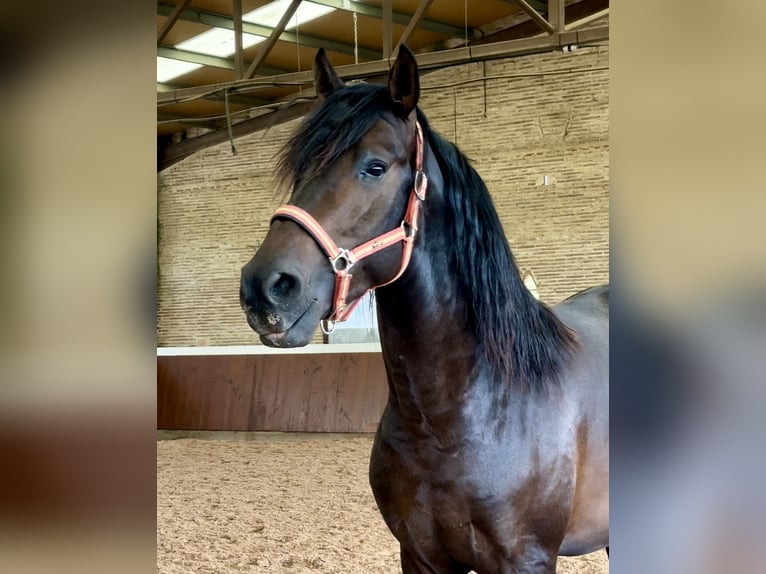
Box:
157;0;608;170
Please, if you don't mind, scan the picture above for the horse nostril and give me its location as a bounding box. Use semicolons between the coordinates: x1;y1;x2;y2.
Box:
272;273;297;298
265;271;300;304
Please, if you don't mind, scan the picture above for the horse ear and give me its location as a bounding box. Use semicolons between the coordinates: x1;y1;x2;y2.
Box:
313;47;344;100
388;45;420;117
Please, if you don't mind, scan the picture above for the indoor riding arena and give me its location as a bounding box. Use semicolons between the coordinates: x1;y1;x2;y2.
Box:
157;1;609;572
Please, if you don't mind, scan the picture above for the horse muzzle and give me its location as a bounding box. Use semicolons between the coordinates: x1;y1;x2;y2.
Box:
240;243;331;347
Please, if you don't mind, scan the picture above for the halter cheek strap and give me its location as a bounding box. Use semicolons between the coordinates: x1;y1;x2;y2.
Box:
270;121;427;334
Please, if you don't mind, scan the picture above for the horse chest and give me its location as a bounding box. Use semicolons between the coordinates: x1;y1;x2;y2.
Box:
370;429;571;565
369;445;475;556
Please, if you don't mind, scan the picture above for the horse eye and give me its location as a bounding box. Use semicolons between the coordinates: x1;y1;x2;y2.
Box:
363;161;387;179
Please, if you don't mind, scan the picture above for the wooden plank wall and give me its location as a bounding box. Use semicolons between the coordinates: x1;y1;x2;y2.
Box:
157;353;389;432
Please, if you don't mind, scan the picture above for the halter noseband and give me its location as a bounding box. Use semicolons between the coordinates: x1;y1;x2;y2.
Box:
270;121;428;335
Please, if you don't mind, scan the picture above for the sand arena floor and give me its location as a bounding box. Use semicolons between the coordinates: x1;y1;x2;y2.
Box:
157;434;608;573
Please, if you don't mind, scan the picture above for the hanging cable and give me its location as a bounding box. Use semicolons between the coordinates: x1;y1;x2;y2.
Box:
295;11;302;93
224;88;237;156
482;61;488;118
453;87;458;144
353;11;359;64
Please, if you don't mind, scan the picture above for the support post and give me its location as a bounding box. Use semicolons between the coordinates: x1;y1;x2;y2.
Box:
548;0;565;33
233;0;244;79
382;0;393;60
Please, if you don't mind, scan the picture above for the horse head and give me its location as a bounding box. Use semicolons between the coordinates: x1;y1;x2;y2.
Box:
240;46;424;347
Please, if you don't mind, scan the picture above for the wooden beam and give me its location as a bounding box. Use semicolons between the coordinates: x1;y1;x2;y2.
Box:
296;0;472;38
158;61;385;106
244;0;302;80
158;27;609;167
548;0;565;33
158;82;271;108
511;0;554;34
157;0;193;46
157;2;381;60
157;45;289;76
395;0;435;54
158;101;316;171
565;7;608;31
158;27;608;106
158;112;222;131
382;0;393;60
478;0;608;45
233;0;244;79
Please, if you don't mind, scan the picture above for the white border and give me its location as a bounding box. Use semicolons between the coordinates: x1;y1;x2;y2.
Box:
157;343;382;356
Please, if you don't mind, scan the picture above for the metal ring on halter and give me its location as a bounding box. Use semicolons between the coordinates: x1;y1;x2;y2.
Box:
331;249;356;273
400;220;416;239
320;319;336;334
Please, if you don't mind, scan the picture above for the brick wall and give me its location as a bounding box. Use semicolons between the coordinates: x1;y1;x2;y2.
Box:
157;45;609;347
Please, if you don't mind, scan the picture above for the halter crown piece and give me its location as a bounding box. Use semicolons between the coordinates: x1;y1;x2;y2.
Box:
270;121;428;335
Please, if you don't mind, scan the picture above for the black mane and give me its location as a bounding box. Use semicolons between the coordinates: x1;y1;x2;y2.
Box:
277;84;391;189
416;110;577;392
279;83;577;393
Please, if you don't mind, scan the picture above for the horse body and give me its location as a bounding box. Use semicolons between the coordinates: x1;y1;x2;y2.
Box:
240;46;608;573
367;169;609;571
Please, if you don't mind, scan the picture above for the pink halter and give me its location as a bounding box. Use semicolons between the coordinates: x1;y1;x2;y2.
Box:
270;121;427;334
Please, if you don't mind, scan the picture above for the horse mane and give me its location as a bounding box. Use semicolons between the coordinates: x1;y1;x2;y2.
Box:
276;83;391;190
277;83;577;393
416;110;577;393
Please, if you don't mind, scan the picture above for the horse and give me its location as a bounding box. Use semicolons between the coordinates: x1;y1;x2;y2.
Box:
240;45;609;573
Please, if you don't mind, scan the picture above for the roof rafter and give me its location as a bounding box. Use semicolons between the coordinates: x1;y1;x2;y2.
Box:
295;0;474;38
233;0;244;78
395;0;435;55
158;45;289;76
244;0;303;79
510;0;554;34
158;82;271;108
382;0;393;59
159;100;316;171
157;0;193;46
158;26;608;170
157;2;381;60
474;0;608;45
158;111;222;130
565;7;608;30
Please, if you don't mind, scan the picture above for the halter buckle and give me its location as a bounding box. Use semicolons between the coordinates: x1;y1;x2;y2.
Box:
413;170;428;200
330;249;356;273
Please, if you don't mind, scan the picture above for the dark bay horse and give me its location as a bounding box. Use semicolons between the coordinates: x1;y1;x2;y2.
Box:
240;46;608;573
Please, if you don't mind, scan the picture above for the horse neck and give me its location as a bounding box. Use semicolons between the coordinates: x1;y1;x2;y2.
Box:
373;150;498;433
375;255;482;434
